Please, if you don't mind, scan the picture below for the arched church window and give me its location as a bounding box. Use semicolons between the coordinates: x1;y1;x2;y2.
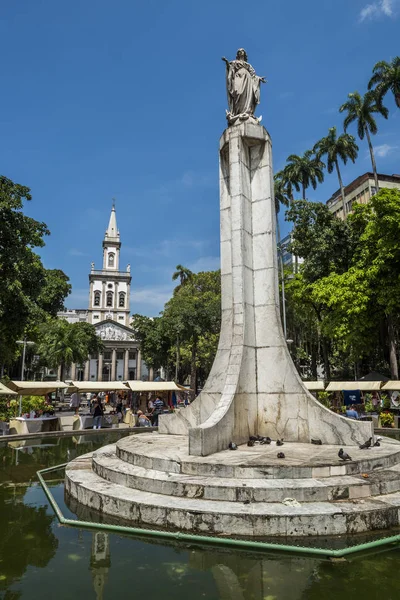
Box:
106;291;113;307
108;253;115;267
119;292;125;307
94;291;101;306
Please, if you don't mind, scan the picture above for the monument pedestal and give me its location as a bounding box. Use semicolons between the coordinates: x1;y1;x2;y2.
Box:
159;122;372;455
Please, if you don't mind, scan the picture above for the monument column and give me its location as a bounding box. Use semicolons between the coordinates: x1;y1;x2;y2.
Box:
98;353;103;382
123;349;129;380
70;363;77;380
84;360;90;381
111;348;117;381
136;349;142;380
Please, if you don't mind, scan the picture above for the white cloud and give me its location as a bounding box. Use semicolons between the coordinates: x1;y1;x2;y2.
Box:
359;0;397;21
69;248;88;257
374;143;398;158
130;284;173;314
188;256;220;272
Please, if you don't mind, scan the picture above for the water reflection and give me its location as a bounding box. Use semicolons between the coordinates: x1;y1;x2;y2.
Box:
0;486;58;595
90;532;111;600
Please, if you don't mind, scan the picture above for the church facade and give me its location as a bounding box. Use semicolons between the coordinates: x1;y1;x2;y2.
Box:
57;205;150;382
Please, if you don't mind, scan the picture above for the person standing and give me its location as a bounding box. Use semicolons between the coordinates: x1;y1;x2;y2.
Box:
151;396;165;426
92;399;104;429
70;391;81;416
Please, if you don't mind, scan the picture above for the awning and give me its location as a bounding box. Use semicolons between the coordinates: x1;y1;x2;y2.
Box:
381;381;400;391
0;382;17;395
326;381;382;392
124;381;189;392
7;381;69;395
303;381;325;391
66;381;129;392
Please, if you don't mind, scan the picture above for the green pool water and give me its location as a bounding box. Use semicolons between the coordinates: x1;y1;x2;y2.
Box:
1;432;400;600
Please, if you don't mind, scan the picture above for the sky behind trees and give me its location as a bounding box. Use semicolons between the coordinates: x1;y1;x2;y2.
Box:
1;0;399;315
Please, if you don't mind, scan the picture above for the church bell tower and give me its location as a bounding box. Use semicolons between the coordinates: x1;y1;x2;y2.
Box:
88;202;132;327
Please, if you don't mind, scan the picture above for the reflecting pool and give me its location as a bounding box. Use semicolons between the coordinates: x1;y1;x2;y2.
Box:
1;432;400;600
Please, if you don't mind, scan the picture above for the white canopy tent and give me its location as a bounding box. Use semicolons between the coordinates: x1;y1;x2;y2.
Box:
326;381;382;392
381;381;400;391
124;381;189;392
303;381;325;391
7;381;69;396
67;381;129;393
0;382;17;395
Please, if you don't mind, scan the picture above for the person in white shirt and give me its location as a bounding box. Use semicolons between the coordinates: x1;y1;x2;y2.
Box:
70;391;81;415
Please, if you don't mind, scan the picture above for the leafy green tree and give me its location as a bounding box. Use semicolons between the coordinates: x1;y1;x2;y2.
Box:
274;171;294;211
283;150;325;200
313;127;359;216
309;189;400;379
368;56;400;109
163;270;221;397
37;320;103;381
131;314;173;375
339;91;388;192
0;176;49;365
36;269;71;316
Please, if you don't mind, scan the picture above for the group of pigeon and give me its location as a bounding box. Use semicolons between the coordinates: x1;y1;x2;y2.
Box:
338;436;382;461
228;436;285;458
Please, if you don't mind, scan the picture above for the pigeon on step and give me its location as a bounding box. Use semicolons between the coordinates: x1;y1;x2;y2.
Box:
277;452;285;459
249;435;258;442
373;437;382;447
276;439;284;446
311;438;322;445
359;437;373;450
260;437;271;445
247;440;255;447
228;442;238;450
338;448;352;461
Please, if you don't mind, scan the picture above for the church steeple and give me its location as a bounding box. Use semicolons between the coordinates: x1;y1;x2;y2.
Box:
103;201;121;270
104;199;119;242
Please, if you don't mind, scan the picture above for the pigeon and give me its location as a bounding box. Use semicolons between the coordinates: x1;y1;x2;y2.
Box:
338;448;352;461
359;437;373;450
249;435;258;442
373;437;382;447
260;437;271;445
277;452;285;459
228;442;238;450
247;439;255;447
311;438;322;445
276;439;284;446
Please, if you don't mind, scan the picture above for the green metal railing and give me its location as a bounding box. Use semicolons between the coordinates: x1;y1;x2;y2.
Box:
37;463;400;559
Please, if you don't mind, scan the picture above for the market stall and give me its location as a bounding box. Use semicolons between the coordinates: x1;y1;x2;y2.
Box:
67;381;129;430
124;381;190;426
7;381;68;435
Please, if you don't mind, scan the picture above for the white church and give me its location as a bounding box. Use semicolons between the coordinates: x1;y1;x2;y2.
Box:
57;205;150;382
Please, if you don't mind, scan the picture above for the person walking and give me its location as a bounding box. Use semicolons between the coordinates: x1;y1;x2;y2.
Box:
70;391;81;416
92;399;104;429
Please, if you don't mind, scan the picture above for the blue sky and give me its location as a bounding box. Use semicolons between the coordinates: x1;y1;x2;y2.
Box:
1;0;399;316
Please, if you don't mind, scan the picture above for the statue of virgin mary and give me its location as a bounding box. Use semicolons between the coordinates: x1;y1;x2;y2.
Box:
222;49;266;125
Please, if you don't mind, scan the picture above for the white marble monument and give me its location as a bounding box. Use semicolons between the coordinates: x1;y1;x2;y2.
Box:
159;50;372;456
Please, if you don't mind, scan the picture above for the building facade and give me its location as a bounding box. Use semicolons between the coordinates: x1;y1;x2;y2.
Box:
57;205;150;382
280;233;303;274
326;172;400;220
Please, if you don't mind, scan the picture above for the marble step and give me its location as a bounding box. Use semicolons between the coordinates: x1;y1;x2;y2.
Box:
115;433;400;480
93;445;400;503
65;454;400;537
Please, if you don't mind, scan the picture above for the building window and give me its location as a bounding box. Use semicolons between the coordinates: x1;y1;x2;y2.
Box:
104;352;111;360
129;351;136;360
108;253;115;267
94;291;101;306
119;292;125;307
119;316;124;321
93;315;99;319
117;352;124;360
106;291;113;307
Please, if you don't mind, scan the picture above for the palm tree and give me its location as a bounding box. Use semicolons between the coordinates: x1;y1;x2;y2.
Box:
313;127;359;216
172;265;193;286
274;171;293;214
339;91;388;193
368;56;400;109
284;151;325;200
